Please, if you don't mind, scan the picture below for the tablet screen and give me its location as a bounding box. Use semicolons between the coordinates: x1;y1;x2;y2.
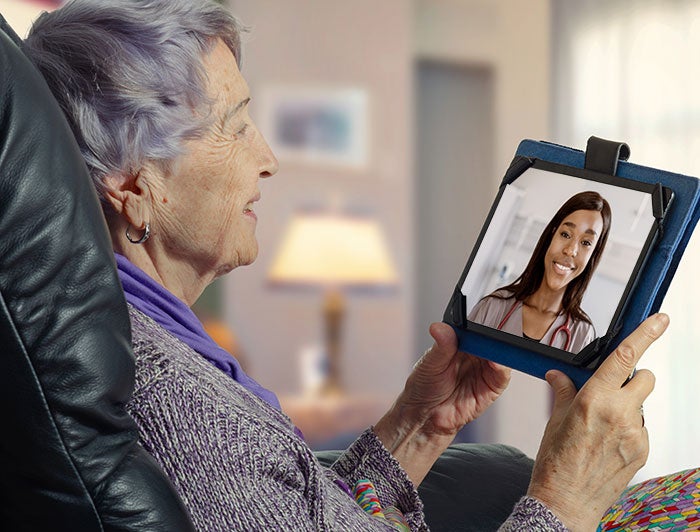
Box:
456;159;670;365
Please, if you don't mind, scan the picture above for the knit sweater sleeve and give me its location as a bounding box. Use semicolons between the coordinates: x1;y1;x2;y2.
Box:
332;433;570;532
498;496;570;531
331;428;428;531
126;307;420;531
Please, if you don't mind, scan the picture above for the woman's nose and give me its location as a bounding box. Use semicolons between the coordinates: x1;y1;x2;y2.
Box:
563;242;578;257
258;136;279;178
251;123;279;178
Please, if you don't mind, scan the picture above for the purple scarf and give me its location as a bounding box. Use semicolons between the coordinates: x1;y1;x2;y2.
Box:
115;253;281;410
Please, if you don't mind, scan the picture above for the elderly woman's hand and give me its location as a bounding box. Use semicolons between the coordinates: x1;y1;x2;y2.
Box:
374;322;511;485
527;313;669;531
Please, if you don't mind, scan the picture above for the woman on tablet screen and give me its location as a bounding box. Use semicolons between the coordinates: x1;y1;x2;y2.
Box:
468;191;611;354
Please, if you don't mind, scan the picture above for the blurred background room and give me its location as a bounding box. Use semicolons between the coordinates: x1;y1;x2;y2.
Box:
5;0;700;483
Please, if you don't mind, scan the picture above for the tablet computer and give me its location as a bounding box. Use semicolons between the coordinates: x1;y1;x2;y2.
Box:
444;152;674;375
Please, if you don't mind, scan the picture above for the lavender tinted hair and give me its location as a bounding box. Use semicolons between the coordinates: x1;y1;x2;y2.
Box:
23;0;245;198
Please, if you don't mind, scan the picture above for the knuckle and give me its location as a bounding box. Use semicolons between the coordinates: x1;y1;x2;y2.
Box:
639;369;656;391
629;451;648;470
633;438;650;467
640;320;662;341
615;344;638;369
619;428;648;466
648;371;657;391
576;389;595;410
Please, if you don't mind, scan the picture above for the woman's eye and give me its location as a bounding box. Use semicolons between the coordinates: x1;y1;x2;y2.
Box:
560;231;571;239
582;239;593;247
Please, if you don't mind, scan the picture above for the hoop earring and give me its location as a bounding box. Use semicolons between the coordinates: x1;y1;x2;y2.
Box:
126;222;151;244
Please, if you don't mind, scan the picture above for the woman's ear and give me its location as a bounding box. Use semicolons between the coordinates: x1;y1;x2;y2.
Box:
102;169;153;230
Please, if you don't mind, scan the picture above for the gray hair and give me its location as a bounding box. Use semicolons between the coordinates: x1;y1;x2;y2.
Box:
23;0;245;198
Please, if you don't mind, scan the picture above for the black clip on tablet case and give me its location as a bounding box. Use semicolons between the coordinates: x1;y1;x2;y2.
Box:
443;136;700;389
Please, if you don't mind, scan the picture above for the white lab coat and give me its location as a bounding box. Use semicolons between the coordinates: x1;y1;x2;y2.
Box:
468;289;596;354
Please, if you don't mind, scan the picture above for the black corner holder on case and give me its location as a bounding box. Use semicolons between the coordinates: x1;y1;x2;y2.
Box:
584;136;631;176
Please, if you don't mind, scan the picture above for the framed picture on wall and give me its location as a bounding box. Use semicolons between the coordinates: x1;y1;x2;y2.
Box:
259;86;369;169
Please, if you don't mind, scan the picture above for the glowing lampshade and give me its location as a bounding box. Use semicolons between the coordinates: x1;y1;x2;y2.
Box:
267;212;398;394
268;213;398;287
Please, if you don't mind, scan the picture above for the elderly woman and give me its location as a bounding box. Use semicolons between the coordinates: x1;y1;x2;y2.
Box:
23;0;666;530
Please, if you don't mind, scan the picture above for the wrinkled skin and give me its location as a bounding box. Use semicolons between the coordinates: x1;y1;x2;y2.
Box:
375;322;511;485
375;312;667;532
528;313;668;530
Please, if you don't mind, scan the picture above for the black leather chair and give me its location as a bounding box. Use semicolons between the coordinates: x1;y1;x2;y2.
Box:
0;14;195;531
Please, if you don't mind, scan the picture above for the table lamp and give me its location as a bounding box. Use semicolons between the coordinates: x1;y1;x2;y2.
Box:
267;212;399;395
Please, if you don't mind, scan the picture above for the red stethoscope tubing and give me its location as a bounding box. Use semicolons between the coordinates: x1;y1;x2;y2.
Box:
497;301;572;351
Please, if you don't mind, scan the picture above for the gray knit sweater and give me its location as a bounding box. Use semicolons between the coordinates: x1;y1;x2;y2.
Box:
125;305;566;531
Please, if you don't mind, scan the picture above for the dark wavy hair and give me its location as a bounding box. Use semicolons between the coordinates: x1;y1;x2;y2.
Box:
494;190;612;324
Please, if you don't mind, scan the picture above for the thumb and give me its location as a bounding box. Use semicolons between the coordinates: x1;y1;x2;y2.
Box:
428;322;458;355
546;370;576;421
413;322;458;372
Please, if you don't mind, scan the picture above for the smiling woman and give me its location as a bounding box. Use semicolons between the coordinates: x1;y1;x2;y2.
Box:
102;40;278;305
468;190;612;353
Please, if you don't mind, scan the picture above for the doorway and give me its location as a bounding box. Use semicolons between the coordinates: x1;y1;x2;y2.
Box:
414;59;495;441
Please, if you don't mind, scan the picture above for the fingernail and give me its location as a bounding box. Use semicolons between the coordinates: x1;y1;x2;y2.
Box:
544;370;558;385
650;313;670;334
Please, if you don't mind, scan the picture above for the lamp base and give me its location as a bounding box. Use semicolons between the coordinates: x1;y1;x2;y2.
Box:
319;379;344;397
322;288;345;395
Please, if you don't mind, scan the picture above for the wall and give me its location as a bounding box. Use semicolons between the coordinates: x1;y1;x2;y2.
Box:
1;0;59;37
415;0;551;178
224;0;552;458
414;61;495;364
225;0;414;401
414;0;552;457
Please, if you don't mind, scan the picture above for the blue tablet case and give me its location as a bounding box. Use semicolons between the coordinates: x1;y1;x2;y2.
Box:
446;138;700;389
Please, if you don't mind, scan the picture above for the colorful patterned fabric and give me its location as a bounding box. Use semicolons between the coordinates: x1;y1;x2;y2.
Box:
599;468;700;531
384;506;412;531
352;479;411;531
354;479;386;518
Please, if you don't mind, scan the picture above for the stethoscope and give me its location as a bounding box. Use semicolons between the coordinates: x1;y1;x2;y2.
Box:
497;300;572;351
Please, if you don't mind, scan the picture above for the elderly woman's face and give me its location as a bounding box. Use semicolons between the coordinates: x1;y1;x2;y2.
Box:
151;39;278;278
